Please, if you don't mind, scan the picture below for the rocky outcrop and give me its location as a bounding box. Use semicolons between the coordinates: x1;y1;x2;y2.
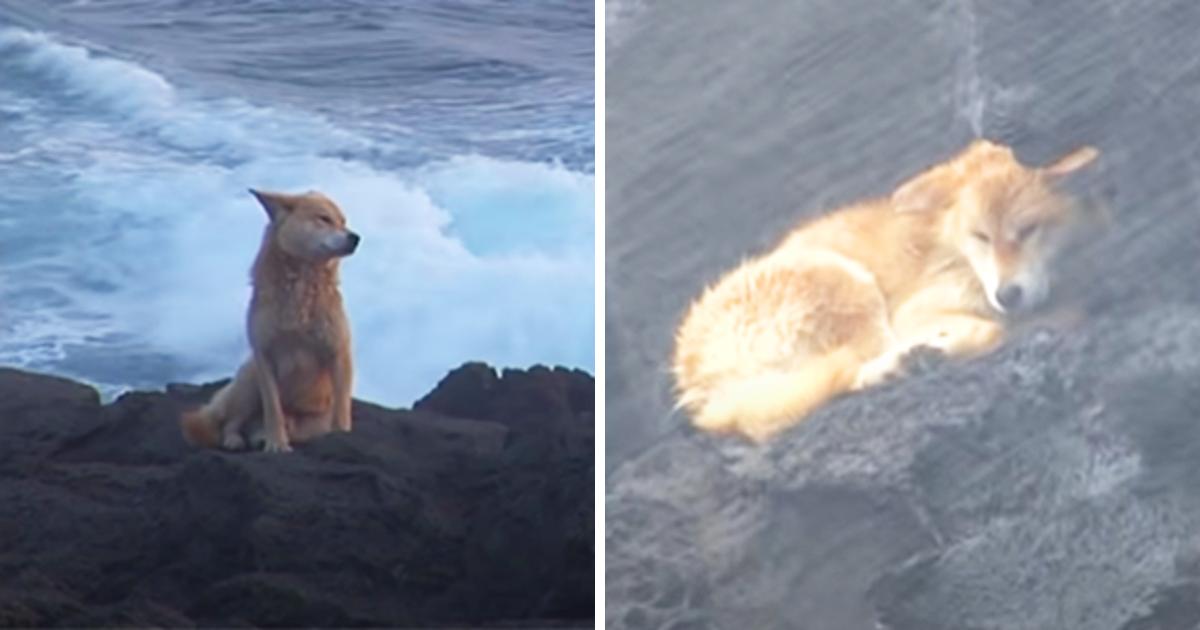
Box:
607;312;1200;629
0;363;593;628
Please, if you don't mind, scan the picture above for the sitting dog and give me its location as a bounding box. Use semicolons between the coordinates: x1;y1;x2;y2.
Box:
181;189;360;452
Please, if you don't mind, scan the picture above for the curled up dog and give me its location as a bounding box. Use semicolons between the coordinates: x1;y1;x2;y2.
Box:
181;189;360;453
671;140;1100;442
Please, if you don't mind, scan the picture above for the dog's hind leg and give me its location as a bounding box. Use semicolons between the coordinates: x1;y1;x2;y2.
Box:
695;256;893;440
253;350;292;453
182;359;259;449
216;360;262;450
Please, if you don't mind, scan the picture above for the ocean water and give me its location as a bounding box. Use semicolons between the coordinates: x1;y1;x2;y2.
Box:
0;1;594;406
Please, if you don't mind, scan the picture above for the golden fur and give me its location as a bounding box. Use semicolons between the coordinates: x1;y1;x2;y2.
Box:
181;189;359;452
672;140;1099;442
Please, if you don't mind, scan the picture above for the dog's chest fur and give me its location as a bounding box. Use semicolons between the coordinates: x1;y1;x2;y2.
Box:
249;255;347;361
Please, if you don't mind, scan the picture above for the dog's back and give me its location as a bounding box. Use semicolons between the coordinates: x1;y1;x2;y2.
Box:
671;201;908;440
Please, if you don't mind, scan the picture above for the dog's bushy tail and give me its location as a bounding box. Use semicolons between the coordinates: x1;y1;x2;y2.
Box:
180;407;220;448
692;348;861;442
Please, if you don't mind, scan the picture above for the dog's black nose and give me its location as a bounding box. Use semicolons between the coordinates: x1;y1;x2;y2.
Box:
347;232;361;250
996;284;1023;310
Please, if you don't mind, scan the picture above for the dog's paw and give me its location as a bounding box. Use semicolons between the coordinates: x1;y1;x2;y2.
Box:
261;435;293;453
854;352;903;390
220;432;246;451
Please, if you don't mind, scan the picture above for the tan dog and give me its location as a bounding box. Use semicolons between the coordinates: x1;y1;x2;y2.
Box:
672;140;1099;442
181;189;359;453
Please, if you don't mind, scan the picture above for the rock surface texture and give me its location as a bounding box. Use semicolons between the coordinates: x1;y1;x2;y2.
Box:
606;0;1200;628
0;363;594;628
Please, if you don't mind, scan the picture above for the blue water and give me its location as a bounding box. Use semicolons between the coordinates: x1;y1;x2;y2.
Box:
0;1;594;406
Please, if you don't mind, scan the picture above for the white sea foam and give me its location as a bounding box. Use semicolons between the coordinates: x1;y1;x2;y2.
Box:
0;28;594;406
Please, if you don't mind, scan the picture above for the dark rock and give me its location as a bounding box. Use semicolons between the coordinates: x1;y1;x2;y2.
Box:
0;363;594;627
413;362;501;421
608;314;1200;629
416;362;596;432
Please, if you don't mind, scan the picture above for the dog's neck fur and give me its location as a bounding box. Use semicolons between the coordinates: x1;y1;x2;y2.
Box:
251;231;342;316
869;205;992;316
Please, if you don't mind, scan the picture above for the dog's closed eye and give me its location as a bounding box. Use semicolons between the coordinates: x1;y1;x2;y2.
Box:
318;215;335;226
1016;223;1039;241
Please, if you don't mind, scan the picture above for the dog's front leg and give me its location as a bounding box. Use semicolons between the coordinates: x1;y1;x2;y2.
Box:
855;312;1003;389
253;351;292;453
331;352;353;432
918;313;1004;357
853;349;906;390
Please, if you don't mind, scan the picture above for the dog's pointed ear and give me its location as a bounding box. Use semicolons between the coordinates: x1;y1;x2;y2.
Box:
1043;145;1100;178
249;189;293;220
892;168;955;213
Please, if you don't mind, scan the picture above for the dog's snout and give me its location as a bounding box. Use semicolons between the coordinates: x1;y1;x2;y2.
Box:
996;284;1024;311
346;232;361;251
